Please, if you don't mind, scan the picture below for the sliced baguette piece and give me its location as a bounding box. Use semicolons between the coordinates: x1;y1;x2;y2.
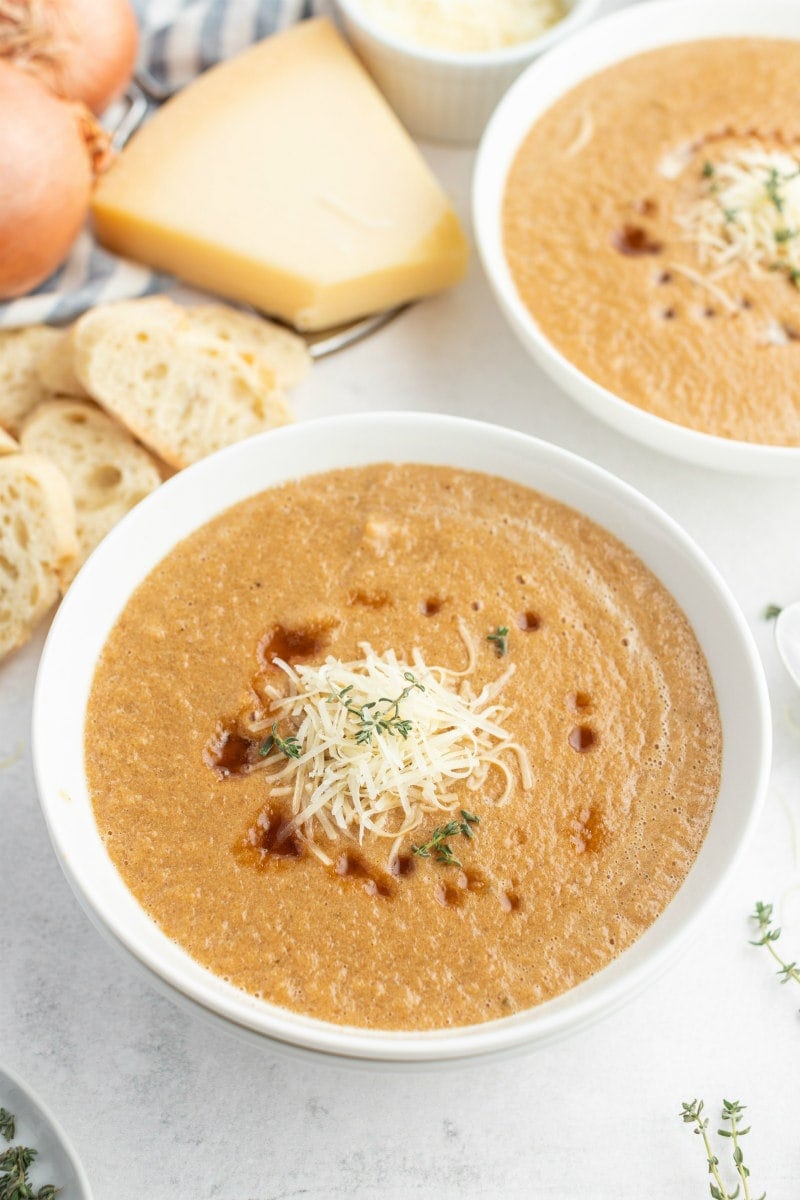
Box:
0;428;19;454
20;399;163;579
0;453;78;660
73;299;292;469
0;326;63;433
36;326;88;398
187;304;311;390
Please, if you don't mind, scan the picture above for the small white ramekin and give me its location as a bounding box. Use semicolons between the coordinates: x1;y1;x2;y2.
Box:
333;0;602;144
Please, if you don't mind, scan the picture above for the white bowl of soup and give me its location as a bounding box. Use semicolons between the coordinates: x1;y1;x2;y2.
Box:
32;413;770;1064
474;0;800;473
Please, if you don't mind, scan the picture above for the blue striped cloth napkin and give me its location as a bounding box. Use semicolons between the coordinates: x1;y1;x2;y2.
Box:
0;0;313;329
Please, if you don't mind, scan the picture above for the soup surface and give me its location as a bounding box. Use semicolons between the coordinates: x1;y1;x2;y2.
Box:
503;39;800;445
86;464;721;1029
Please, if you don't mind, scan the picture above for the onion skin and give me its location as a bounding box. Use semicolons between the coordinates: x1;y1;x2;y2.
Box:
0;61;99;298
0;0;139;114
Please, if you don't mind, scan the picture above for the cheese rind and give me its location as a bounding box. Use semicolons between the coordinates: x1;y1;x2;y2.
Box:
92;19;469;331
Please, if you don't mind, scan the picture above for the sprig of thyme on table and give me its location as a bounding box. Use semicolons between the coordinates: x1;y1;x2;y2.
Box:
680;1099;765;1200
411;810;479;868
750;901;800;993
0;1109;58;1200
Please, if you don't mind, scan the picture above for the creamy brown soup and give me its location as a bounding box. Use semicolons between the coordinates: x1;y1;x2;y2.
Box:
86;465;721;1030
503;39;800;445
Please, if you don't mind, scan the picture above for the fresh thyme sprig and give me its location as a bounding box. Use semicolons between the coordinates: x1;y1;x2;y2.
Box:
763;604;782;621
762;165;800;216
680;1099;764;1200
0;1111;58;1200
328;672;425;745
487;626;510;657
258;722;302;760
750;901;800;992
764;166;800;286
412;810;479;868
700;157;800;288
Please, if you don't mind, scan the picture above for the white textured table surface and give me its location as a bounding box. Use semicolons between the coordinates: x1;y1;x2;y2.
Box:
4;22;800;1200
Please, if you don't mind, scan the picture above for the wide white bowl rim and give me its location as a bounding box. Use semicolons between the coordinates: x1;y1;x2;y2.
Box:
32;413;771;1063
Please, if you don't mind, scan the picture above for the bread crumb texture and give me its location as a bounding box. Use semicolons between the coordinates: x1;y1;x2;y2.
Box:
0;454;77;659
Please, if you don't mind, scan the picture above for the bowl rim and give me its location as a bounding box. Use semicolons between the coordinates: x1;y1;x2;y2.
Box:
32;412;772;1063
334;0;603;69
472;0;800;471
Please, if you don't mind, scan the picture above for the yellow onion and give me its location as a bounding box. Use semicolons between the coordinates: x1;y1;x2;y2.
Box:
0;0;138;114
0;61;110;299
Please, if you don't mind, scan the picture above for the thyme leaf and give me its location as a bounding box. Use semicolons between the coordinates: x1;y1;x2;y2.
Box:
680;1099;765;1200
412;810;480;868
763;604;782;621
0;1113;58;1200
487;626;510;657
751;901;800;993
259;723;302;760
765;166;785;214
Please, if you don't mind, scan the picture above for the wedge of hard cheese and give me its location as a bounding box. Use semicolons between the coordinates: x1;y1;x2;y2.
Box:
91;19;468;331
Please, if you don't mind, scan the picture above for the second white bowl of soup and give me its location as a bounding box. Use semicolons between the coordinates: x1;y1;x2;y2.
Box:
474;0;800;473
33;414;770;1064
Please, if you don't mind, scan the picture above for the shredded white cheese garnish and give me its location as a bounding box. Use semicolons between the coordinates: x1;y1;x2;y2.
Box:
248;628;532;865
678;148;800;283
